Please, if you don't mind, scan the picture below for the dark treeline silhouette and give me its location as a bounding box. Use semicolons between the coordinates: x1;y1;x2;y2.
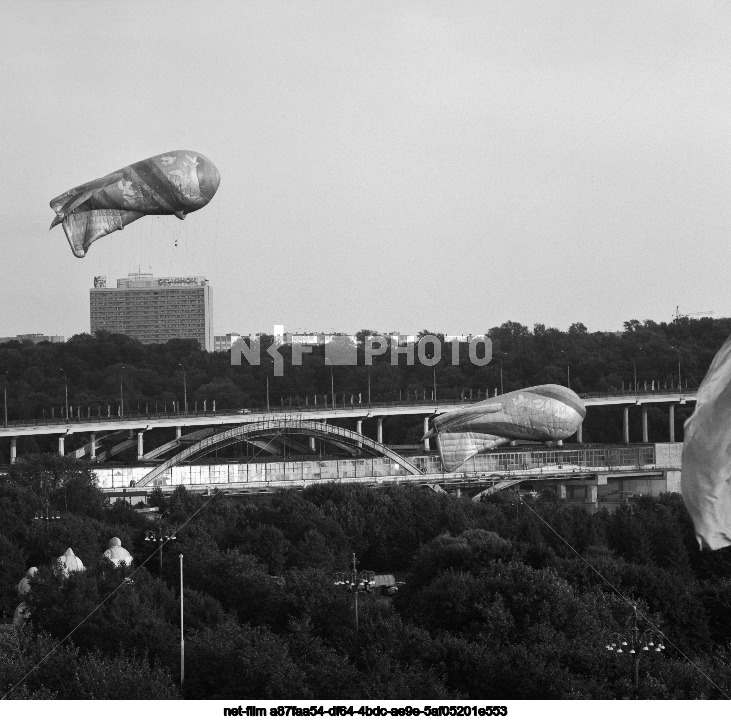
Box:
0;317;727;452
0;317;728;417
1;456;731;699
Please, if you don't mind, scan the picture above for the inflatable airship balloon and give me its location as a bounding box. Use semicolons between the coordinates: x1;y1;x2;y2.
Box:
50;151;220;257
424;384;586;471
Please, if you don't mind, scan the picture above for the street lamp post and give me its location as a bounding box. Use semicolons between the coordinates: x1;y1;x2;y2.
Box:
671;347;682;390
178;364;188;414
179;554;185;686
60;368;69;419
330;365;335;409
2;373;7;427
499;357;504;395
333;553;375;632
633;346;642;393
560;351;570;389
33;504;61;523
120;365;125;418
144;516;176;573
605;605;665;693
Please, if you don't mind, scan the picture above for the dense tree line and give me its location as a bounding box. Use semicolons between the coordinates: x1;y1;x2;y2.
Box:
1;456;731;699
0;316;728;454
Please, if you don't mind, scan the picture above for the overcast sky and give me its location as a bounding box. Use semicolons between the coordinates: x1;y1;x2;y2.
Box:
1;0;730;339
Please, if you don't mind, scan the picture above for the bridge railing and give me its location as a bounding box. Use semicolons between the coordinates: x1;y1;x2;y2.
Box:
0;387;700;429
0;400;470;429
578;387;698;399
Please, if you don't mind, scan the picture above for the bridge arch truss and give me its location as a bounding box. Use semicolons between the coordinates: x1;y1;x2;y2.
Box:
135;419;424;487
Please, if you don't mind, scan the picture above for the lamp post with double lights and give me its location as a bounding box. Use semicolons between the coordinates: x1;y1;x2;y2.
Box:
605;604;665;693
59;368;69;419
178;364;188;414
333;553;375;632
331;365;335;409
120;365;125;418
670;346;682;390
2;372;7;427
632;346;642;393
560;351;570;389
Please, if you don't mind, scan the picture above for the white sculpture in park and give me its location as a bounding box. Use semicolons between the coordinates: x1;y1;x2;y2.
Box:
56;548;85;578
16;567;38;596
13;602;30;627
103;537;133;567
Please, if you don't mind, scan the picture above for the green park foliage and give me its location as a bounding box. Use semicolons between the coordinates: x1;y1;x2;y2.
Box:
1;457;731;699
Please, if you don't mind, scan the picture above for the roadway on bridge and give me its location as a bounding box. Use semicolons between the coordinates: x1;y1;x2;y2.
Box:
0;390;697;439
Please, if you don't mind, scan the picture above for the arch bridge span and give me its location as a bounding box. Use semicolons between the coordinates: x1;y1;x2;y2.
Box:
135;419;423;487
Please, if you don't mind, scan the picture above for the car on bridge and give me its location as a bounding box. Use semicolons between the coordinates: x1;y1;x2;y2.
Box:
236;408;252;414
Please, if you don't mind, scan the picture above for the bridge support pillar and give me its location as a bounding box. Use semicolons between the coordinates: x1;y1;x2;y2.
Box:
309;436;316;452
623;407;629;444
557;483;567;500
58;436;65;456
576;422;583;444
90;433;96;460
669;404;675;443
376;417;383;444
641;405;648;443
137;432;144;460
176;426;182;439
356;420;363;448
423;417;431;451
587;485;598;504
10;438;17;465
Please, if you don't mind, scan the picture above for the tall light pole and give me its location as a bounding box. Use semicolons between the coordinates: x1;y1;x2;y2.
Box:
120;365;125;418
605;605;664;694
433;367;437;402
144;516;176;574
266;374;270;412
2;372;7;427
367;368;371;406
330;365;335;409
59;368;68;419
633;346;642;393
560;351;570;389
671;347;682;390
179;554;185;686
178;364;187;414
499;357;504;395
334;553;374;632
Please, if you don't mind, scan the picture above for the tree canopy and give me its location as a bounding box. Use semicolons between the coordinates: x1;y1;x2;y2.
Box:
1;456;731;699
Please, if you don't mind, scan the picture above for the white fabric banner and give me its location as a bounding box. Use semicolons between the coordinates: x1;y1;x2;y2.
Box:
682;334;731;550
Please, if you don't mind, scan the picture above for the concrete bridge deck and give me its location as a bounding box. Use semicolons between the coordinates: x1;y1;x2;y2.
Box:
0;389;698;439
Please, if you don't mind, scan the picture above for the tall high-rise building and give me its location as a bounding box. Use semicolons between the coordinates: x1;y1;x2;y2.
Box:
90;273;213;351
